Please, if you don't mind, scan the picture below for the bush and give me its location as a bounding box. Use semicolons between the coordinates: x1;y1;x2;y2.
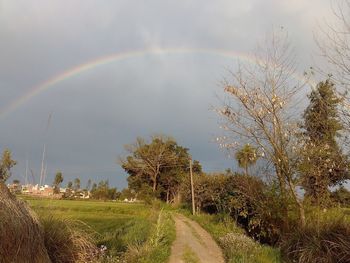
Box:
181;173;294;244
281;215;350;263
219;232;260;261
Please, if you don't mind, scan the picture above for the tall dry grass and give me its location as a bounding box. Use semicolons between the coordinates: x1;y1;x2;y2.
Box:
0;182;51;263
281;215;350;263
40;216;99;263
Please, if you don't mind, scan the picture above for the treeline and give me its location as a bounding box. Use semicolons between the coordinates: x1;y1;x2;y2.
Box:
64;178;131;201
1;161;126;201
52;171;122;200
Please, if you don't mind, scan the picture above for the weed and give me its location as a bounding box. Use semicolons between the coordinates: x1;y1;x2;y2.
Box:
182;245;200;263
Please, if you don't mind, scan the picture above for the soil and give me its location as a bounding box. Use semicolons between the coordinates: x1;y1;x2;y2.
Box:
169;214;225;263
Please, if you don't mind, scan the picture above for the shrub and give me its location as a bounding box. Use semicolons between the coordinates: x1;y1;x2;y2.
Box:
230;176;288;245
281;216;350;263
219;232;259;261
182;172;293;244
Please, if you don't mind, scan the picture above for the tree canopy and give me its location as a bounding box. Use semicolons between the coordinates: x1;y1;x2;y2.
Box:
0;149;17;183
53;171;64;194
235;144;258;176
120;135;200;202
299;80;349;204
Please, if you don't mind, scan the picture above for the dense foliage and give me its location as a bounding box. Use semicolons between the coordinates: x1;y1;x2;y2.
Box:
53;171;63;194
0;149;16;182
300;80;350;205
181;172;293;244
121;135;201;203
235;144;258;176
90;180;119;200
331;186;350;207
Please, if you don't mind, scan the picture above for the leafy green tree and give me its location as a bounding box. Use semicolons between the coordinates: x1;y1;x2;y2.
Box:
120;188;135;200
73;178;81;191
90;180;118;200
12;179;20;185
121;136;179;193
0;149;17;183
121;135;200;203
300;80;349;204
53;171;63;194
64;181;73;197
67;181;73;189
158;142;199;203
85;179;92;191
91;183;97;192
235;144;258;176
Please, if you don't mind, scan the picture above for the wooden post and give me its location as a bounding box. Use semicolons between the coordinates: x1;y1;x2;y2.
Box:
190;159;195;215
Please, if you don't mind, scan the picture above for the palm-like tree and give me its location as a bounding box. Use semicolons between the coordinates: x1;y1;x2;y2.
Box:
235;144;258;176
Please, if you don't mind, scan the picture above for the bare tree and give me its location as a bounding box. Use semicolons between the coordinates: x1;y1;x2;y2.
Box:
216;32;307;226
316;1;350;133
317;0;350;87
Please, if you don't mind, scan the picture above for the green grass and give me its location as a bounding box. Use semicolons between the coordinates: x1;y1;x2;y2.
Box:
181;211;282;263
21;197;175;262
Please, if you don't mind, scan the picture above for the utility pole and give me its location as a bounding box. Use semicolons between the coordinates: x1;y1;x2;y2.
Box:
190;158;195;215
39;112;52;187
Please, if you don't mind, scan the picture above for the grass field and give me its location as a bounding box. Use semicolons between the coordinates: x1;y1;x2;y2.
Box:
21;197;175;263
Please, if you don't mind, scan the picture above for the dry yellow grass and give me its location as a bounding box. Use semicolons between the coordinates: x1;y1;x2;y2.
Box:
0;182;51;263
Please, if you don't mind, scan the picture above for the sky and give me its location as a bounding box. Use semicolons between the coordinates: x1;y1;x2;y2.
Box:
0;0;341;189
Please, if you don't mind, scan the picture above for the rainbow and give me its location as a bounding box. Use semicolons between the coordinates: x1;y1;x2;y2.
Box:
0;47;310;118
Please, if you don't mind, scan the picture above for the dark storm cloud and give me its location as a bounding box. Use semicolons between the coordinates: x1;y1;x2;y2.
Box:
0;0;337;187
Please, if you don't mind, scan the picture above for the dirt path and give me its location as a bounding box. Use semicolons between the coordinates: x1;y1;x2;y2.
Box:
169;214;225;263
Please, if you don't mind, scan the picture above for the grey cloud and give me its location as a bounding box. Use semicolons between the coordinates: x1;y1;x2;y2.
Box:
1;0;345;188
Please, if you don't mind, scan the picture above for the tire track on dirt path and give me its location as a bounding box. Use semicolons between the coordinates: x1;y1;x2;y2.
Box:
169;214;225;263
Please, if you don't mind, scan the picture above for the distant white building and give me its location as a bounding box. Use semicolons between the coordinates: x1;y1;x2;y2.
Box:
124;198;137;202
21;183;61;198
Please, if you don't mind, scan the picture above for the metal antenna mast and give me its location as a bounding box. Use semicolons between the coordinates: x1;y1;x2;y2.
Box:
39;112;52;186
